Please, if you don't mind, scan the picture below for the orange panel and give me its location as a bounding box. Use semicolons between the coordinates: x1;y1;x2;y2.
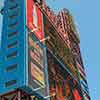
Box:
27;0;44;41
73;89;82;100
56;83;65;100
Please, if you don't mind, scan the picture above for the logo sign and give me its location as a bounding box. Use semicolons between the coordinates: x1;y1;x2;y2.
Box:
27;0;44;41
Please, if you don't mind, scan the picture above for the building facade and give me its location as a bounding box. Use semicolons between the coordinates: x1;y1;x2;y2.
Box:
0;0;90;100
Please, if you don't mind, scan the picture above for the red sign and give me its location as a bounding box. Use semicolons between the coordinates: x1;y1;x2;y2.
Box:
73;89;82;100
56;82;65;100
27;0;44;41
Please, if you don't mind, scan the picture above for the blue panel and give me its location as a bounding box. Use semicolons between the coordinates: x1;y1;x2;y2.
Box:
0;0;27;95
0;1;49;99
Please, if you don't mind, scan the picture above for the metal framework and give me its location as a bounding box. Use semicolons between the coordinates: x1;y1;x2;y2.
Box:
0;0;90;99
0;89;33;100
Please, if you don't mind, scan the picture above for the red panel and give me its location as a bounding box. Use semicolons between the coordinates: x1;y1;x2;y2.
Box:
73;89;82;100
65;84;71;97
56;83;65;100
37;7;43;33
27;0;33;27
50;87;56;100
76;61;86;77
27;0;44;41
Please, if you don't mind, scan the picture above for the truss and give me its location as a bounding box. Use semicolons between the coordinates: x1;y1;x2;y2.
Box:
0;89;37;100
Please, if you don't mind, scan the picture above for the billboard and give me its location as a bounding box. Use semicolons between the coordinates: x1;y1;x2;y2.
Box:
29;37;44;67
27;0;50;98
28;34;50;99
28;36;45;86
27;0;44;41
30;62;45;86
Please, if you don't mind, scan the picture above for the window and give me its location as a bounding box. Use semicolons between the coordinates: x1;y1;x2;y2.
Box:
8;21;18;28
6;64;17;72
5;80;17;87
8;41;18;48
8;11;19;19
8;31;18;38
8;4;18;10
6;51;17;59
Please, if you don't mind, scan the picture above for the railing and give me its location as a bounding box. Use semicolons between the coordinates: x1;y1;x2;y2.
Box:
35;1;72;48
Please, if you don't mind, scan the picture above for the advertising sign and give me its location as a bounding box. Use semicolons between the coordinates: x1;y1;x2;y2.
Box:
27;0;44;41
30;62;45;86
28;33;49;99
29;36;45;86
29;37;44;68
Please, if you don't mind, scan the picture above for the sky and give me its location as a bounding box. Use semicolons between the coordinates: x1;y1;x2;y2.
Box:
0;0;100;100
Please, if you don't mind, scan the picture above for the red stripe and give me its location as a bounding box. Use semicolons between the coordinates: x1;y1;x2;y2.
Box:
27;0;44;42
76;61;86;76
27;0;33;29
73;89;82;100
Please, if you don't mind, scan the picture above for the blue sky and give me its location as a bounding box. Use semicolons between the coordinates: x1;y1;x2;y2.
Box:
0;0;100;100
46;0;100;100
